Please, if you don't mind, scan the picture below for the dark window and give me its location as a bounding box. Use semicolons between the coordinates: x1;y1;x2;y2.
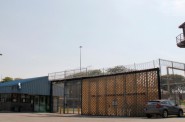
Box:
12;94;18;102
1;94;11;102
161;101;168;105
147;101;159;105
21;94;31;103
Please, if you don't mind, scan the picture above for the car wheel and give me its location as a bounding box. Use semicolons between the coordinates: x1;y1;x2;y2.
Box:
178;110;184;117
146;114;152;118
162;110;168;118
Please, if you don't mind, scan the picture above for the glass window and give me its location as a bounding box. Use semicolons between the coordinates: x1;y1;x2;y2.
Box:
21;94;31;103
168;101;175;106
161;101;168;105
1;94;11;102
12;94;18;103
147;101;159;105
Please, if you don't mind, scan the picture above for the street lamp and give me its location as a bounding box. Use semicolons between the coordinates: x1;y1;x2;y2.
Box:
0;53;2;82
79;46;82;71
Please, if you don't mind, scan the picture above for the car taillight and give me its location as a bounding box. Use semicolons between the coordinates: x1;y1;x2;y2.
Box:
156;103;162;108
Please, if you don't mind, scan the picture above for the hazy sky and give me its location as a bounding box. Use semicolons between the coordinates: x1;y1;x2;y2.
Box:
0;0;185;79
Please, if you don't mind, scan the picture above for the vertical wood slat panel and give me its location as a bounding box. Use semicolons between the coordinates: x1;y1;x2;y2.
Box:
82;69;159;117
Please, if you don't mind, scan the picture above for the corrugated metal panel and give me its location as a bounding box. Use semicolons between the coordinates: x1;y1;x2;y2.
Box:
0;76;50;95
0;86;12;93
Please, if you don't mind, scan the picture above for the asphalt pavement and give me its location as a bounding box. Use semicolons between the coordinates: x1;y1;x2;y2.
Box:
0;113;184;122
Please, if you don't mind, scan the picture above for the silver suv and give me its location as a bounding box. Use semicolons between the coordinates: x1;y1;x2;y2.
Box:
144;100;184;118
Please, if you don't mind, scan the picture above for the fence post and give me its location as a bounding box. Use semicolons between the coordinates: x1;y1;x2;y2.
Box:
86;68;88;76
134;63;136;70
153;60;155;68
78;106;80;114
64;71;66;78
67;106;69;114
184;64;185;77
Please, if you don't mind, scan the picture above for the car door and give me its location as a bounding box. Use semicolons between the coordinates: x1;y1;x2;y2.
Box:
161;101;173;115
168;101;179;114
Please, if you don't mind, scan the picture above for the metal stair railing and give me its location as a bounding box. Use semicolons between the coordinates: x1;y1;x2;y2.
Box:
176;33;185;46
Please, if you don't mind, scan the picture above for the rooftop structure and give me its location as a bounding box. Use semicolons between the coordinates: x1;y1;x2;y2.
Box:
176;22;185;48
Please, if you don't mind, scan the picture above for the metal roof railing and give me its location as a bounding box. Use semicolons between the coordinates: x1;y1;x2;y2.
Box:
48;68;88;81
48;59;185;81
48;60;159;81
176;33;185;48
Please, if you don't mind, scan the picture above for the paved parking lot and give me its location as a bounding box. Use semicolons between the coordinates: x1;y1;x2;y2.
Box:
0;113;184;122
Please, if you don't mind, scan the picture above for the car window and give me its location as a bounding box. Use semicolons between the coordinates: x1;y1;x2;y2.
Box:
147;101;159;105
168;101;175;106
161;101;168;105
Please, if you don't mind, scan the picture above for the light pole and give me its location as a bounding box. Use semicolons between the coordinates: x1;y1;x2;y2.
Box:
79;46;82;71
0;53;2;82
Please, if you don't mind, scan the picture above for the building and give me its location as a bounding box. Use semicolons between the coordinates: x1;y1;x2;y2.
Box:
176;22;185;48
1;59;185;116
50;68;161;116
0;76;51;112
49;59;185;116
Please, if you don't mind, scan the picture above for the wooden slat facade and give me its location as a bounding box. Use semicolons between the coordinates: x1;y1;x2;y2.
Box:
82;68;160;117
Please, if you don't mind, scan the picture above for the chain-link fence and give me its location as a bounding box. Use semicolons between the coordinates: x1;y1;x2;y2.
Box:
48;60;159;81
159;59;185;111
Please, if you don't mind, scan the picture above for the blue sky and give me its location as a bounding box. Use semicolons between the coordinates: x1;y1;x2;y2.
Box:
0;0;185;79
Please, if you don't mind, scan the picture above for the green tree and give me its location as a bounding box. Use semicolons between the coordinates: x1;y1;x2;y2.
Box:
161;74;185;85
106;66;128;74
87;69;103;76
2;77;13;82
161;74;185;93
65;69;103;78
14;78;22;80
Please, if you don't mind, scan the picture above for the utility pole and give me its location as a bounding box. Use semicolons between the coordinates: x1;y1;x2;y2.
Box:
0;53;2;82
79;46;82;71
